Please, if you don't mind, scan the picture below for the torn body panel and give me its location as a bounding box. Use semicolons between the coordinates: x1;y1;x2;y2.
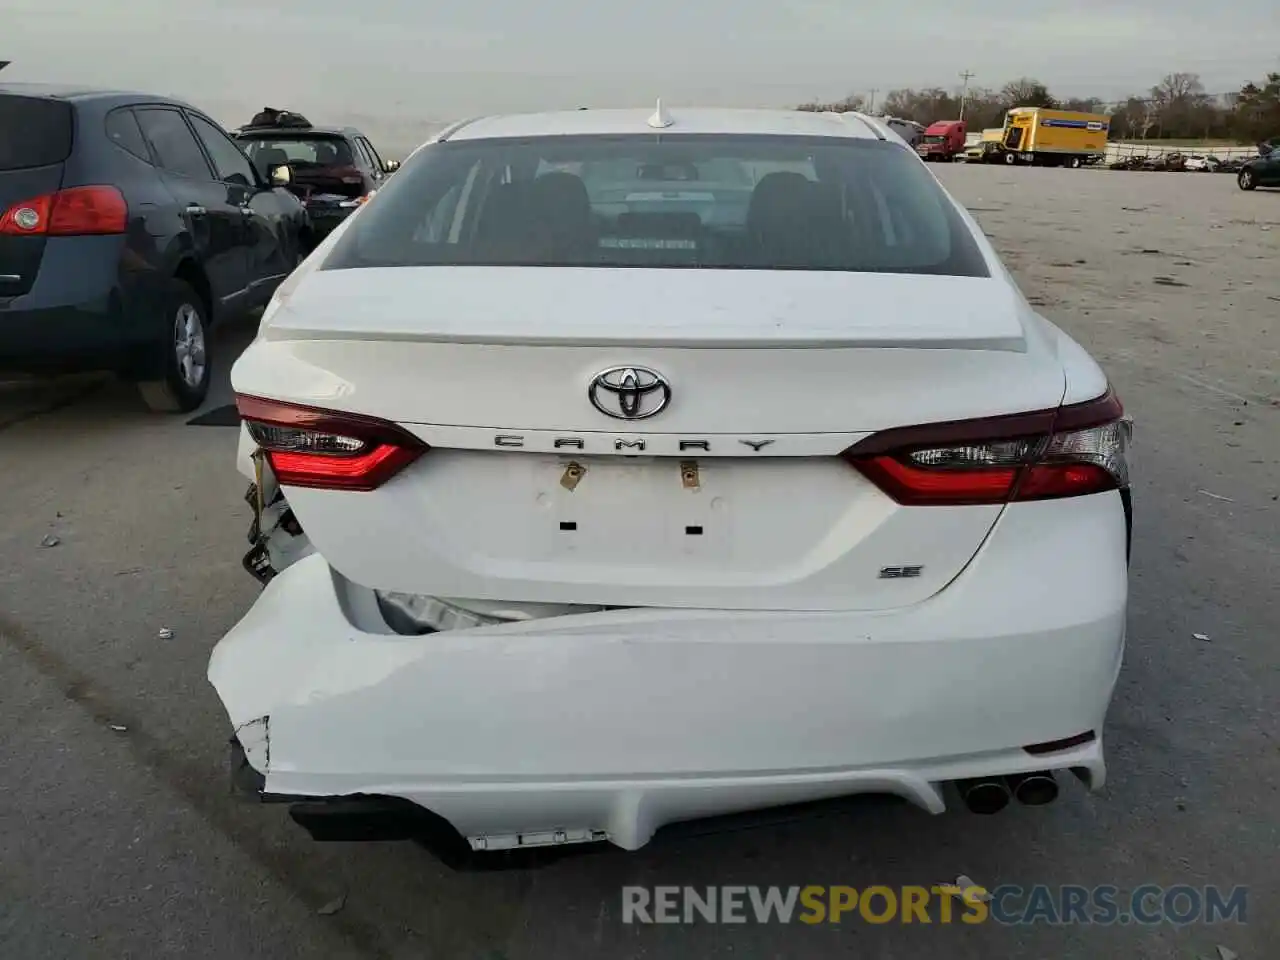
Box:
210;493;1125;851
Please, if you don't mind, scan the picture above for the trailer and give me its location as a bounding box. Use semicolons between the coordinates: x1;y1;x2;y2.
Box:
995;107;1110;167
876;116;926;148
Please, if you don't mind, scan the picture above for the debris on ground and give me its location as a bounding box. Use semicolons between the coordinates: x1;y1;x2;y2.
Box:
1194;633;1212;643
1216;946;1239;960
1154;276;1190;287
1198;490;1234;502
157;627;174;640
108;724;127;732
40;534;60;547
317;893;347;916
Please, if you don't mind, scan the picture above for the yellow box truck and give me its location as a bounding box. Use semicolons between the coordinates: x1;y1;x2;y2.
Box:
995;107;1110;167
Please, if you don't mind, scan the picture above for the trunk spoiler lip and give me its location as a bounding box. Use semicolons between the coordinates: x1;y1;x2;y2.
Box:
260;326;1030;351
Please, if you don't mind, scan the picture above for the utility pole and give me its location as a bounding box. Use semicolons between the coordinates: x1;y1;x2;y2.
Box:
867;88;877;114
958;70;975;120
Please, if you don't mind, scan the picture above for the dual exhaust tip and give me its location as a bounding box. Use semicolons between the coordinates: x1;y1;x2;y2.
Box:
957;771;1059;815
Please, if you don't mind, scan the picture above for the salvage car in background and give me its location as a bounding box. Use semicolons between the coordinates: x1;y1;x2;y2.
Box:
1182;154;1222;172
211;106;1133;860
233;111;399;244
0;84;308;411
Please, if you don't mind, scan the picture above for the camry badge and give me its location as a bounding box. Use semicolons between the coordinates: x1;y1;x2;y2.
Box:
588;366;672;420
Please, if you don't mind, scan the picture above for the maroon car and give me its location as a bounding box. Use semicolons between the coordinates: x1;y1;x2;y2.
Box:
234;113;398;245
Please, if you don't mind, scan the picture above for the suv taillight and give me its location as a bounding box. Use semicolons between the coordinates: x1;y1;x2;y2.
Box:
842;389;1131;506
236;395;427;491
0;186;128;236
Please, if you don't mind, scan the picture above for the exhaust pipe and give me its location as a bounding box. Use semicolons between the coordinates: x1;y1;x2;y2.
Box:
1006;771;1059;806
957;778;1011;815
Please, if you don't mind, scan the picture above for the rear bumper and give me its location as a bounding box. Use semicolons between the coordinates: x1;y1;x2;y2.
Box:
208;494;1128;850
0;235;151;372
303;203;357;240
0;299;129;372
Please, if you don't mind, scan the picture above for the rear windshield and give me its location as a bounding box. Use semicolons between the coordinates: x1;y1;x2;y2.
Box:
322;134;989;276
236;134;354;175
0;95;74;170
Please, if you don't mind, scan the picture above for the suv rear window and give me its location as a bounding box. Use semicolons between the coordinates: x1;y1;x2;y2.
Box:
236;134;354;175
322;134;989;277
0;95;74;170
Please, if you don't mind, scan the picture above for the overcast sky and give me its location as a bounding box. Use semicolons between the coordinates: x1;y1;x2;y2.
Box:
3;0;1276;150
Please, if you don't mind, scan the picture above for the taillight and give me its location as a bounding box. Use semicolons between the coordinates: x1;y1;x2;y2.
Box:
236;395;427;491
843;389;1131;506
0;186;128;236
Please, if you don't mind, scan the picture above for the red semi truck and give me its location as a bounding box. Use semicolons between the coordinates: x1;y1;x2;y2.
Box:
916;120;967;162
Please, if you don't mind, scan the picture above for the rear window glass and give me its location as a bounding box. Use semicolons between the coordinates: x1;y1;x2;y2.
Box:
322;134;988;276
0;95;74;170
236;134;354;175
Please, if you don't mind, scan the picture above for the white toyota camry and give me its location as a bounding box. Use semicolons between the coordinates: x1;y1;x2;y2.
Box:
210;105;1133;857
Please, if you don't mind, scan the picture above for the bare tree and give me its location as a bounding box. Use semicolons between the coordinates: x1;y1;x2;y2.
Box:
1151;72;1205;105
1148;72;1209;138
1062;97;1105;114
1000;78;1058;109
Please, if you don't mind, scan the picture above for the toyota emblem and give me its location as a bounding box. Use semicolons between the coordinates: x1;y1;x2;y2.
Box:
588;366;671;420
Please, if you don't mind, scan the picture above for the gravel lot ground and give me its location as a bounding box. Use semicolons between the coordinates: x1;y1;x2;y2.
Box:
1;165;1277;960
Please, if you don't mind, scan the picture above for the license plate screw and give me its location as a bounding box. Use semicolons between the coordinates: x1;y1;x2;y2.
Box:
560;461;585;491
681;460;700;490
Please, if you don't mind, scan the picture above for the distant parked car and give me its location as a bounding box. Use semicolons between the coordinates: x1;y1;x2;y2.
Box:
233;112;399;243
0;83;309;411
1237;152;1280;190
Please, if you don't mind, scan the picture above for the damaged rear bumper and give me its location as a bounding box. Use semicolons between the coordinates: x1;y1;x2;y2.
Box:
209;495;1127;851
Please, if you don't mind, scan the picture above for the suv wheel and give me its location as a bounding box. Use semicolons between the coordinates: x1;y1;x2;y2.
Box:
1237;169;1256;191
137;279;211;413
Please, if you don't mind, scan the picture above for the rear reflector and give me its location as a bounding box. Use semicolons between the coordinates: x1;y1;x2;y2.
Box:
236;395;426;491
0;185;127;236
843;388;1130;506
1023;730;1097;755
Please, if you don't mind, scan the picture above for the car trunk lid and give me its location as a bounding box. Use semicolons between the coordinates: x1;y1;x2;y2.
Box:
234;266;1066;612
